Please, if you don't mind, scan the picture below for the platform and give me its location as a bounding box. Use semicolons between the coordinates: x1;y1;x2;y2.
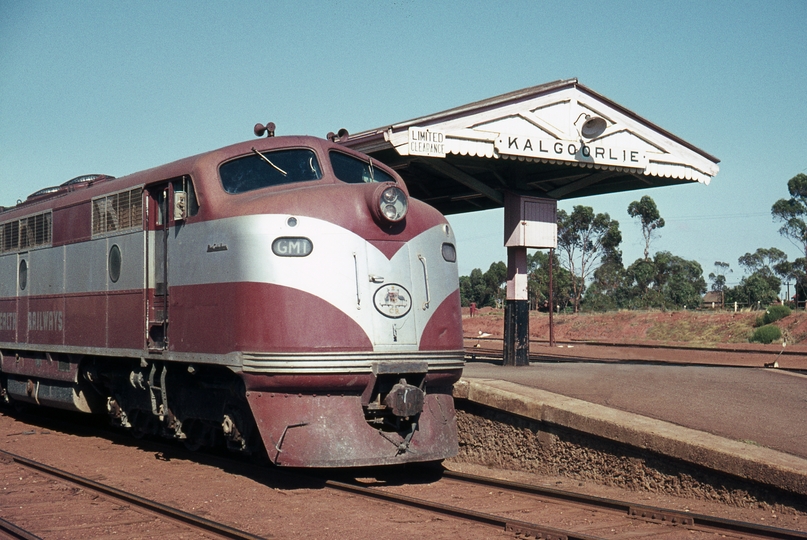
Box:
455;349;807;496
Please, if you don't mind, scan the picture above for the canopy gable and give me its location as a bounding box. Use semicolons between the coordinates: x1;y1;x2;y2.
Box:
342;79;719;215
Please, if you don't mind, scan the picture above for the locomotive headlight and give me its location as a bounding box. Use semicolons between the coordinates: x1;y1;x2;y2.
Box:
379;186;407;222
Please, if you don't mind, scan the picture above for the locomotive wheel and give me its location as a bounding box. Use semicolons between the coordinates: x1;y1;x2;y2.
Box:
183;438;202;451
181;418;218;452
130;412;147;439
222;405;260;455
129;409;157;440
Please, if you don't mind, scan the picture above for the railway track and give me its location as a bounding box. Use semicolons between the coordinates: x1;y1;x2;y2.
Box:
324;467;807;539
0;448;268;540
464;335;805;369
465;343;609;365
3;400;807;538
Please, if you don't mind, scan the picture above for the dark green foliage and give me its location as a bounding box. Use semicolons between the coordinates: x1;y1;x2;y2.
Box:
760;304;791;325
527;250;574;312
656;252;707;308
584;257;628;312
459;262;507;308
726;271;782;307
750;325;782;344
594;252;706;311
582;198;704;311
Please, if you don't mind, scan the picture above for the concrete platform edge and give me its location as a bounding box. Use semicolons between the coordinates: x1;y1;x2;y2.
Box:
454;378;807;496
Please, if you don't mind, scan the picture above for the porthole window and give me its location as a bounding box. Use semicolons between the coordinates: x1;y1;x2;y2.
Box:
109;244;122;283
19;259;27;290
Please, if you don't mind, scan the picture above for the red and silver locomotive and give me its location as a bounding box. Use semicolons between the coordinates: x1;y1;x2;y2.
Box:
0;127;464;467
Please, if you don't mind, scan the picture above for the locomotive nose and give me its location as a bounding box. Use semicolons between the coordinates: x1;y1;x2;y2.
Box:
383;379;426;418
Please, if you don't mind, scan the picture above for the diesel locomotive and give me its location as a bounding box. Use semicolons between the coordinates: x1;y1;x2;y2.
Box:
0;127;464;467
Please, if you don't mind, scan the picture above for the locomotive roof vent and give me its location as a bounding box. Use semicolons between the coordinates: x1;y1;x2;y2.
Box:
61;174;114;187
27;186;62;200
254;122;276;138
23;173;116;204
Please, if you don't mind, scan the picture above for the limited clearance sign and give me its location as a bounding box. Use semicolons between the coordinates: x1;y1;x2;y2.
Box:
495;133;648;169
408;127;446;158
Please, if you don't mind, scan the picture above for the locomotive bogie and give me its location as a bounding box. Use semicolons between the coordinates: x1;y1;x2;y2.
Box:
90;357;260;453
0;135;464;467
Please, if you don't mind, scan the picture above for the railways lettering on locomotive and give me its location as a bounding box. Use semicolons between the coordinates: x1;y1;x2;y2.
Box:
0;128;464;467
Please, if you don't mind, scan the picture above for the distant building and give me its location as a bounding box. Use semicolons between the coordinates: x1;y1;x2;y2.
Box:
702;291;724;309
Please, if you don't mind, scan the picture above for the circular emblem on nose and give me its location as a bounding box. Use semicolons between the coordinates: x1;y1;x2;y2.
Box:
373;284;411;319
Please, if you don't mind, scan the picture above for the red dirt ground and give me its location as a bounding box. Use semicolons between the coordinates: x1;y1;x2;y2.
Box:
463;307;807;350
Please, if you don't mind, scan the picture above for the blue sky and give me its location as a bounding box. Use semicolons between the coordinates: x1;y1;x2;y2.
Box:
2;1;805;288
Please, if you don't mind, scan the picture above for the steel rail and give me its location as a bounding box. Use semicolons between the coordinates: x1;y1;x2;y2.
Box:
321;475;603;540
464;344;799;369
468;334;802;358
0;449;269;540
443;469;807;540
0;516;42;540
5;412;805;540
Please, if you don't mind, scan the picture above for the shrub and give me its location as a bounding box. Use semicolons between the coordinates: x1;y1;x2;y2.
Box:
750;325;782;344
761;304;791;325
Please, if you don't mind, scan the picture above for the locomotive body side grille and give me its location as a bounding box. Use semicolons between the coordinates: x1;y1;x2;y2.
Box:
240;350;464;374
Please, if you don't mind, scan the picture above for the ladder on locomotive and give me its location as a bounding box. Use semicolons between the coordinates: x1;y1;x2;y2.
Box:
147;184;170;351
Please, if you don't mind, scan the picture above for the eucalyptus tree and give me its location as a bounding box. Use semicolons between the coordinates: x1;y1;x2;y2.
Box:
737;247;788;277
770;173;807;306
459;261;508;308
556;205;621;312
582;236;628;311
628;195;665;260
527;249;573;312
654;252;706;308
708;261;731;292
728;247;788;306
772;173;807;256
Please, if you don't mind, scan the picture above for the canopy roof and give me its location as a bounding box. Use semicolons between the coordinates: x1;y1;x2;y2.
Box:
341;79;719;215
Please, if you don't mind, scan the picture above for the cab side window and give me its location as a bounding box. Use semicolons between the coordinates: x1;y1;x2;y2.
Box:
329;151;395;184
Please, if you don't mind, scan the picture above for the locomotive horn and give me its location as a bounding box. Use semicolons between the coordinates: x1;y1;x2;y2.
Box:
327;128;349;143
254;122;276;138
327;128;350;143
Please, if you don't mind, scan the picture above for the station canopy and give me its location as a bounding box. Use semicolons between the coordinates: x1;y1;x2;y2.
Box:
341;78;719;215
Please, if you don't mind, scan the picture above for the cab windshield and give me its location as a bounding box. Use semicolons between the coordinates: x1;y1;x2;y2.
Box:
330;151;395;184
220;149;322;194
